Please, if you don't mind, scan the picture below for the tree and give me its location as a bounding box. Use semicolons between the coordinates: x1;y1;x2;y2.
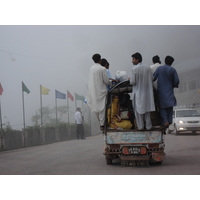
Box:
31;106;69;126
55;105;68;120
31;111;40;126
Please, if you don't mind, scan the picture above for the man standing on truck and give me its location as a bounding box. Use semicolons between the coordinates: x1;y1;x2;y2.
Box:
150;55;162;113
130;52;155;130
87;54;111;131
101;58;118;90
153;55;179;128
150;55;161;89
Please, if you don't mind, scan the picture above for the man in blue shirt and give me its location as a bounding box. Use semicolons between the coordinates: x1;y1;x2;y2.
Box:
153;56;179;128
101;58;118;90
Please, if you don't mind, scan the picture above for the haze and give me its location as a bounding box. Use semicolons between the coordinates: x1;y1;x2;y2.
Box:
0;25;200;129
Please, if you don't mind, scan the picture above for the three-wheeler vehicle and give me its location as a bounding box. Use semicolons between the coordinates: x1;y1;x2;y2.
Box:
103;80;166;167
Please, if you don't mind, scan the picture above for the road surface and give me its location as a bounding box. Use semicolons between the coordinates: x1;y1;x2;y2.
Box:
0;132;200;175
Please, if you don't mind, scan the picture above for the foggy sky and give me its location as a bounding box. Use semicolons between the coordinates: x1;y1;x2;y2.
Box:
1;25;200;129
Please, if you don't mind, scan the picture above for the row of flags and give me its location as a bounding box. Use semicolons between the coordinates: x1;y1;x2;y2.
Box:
1;82;85;102
55;88;85;101
0;82;86;129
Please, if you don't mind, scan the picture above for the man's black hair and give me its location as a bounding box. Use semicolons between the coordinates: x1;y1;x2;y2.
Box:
101;58;107;67
92;54;101;63
165;56;174;66
107;62;109;69
152;55;161;64
131;52;142;62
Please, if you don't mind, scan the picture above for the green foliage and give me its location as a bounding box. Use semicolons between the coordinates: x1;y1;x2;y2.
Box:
31;105;69;126
0;122;21;133
30;105;91;131
2;122;13;132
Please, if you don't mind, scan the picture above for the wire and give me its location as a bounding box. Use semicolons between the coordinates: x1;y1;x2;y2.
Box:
0;49;50;60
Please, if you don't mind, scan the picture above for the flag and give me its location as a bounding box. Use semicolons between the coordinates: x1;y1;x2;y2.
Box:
67;90;74;101
0;83;3;95
84;98;87;104
22;81;30;94
55;90;66;99
41;85;50;95
75;93;85;101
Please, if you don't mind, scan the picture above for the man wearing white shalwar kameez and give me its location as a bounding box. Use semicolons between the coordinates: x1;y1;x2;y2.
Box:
150;55;161;89
87;54;111;130
130;52;155;130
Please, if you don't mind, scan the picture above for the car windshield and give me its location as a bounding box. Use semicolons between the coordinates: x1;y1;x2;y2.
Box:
176;110;200;117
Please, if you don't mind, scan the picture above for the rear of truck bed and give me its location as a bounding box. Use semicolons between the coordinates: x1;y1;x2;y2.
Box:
104;80;166;167
104;129;165;166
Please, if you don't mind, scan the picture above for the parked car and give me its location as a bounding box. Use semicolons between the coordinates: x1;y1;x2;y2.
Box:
168;109;200;134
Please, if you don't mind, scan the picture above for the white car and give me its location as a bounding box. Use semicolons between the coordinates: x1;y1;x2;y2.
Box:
168;109;200;134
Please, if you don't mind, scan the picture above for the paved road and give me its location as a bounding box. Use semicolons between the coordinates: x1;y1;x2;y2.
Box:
0;132;200;175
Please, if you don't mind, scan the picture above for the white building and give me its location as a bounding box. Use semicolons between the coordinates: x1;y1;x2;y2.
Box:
174;57;200;111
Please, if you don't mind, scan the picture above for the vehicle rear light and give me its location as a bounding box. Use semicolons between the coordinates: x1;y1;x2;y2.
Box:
122;147;129;154
140;147;147;154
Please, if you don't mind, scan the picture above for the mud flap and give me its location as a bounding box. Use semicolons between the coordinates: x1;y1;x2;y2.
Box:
152;152;166;162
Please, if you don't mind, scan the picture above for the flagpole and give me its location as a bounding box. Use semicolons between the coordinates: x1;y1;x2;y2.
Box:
82;101;84;122
55;90;58;126
75;93;77;110
0;99;2;134
40;85;43;127
67;92;69;124
0;98;3;150
22;82;26;130
0;84;3;134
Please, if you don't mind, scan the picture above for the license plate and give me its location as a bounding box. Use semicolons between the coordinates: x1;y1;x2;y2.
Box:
123;147;141;154
190;125;199;127
129;147;141;154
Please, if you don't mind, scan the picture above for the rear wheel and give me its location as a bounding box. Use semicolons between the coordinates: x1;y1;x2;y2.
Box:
105;155;112;165
106;159;112;165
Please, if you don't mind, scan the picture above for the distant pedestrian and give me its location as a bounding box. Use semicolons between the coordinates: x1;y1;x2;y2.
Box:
75;107;85;139
153;55;179;128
